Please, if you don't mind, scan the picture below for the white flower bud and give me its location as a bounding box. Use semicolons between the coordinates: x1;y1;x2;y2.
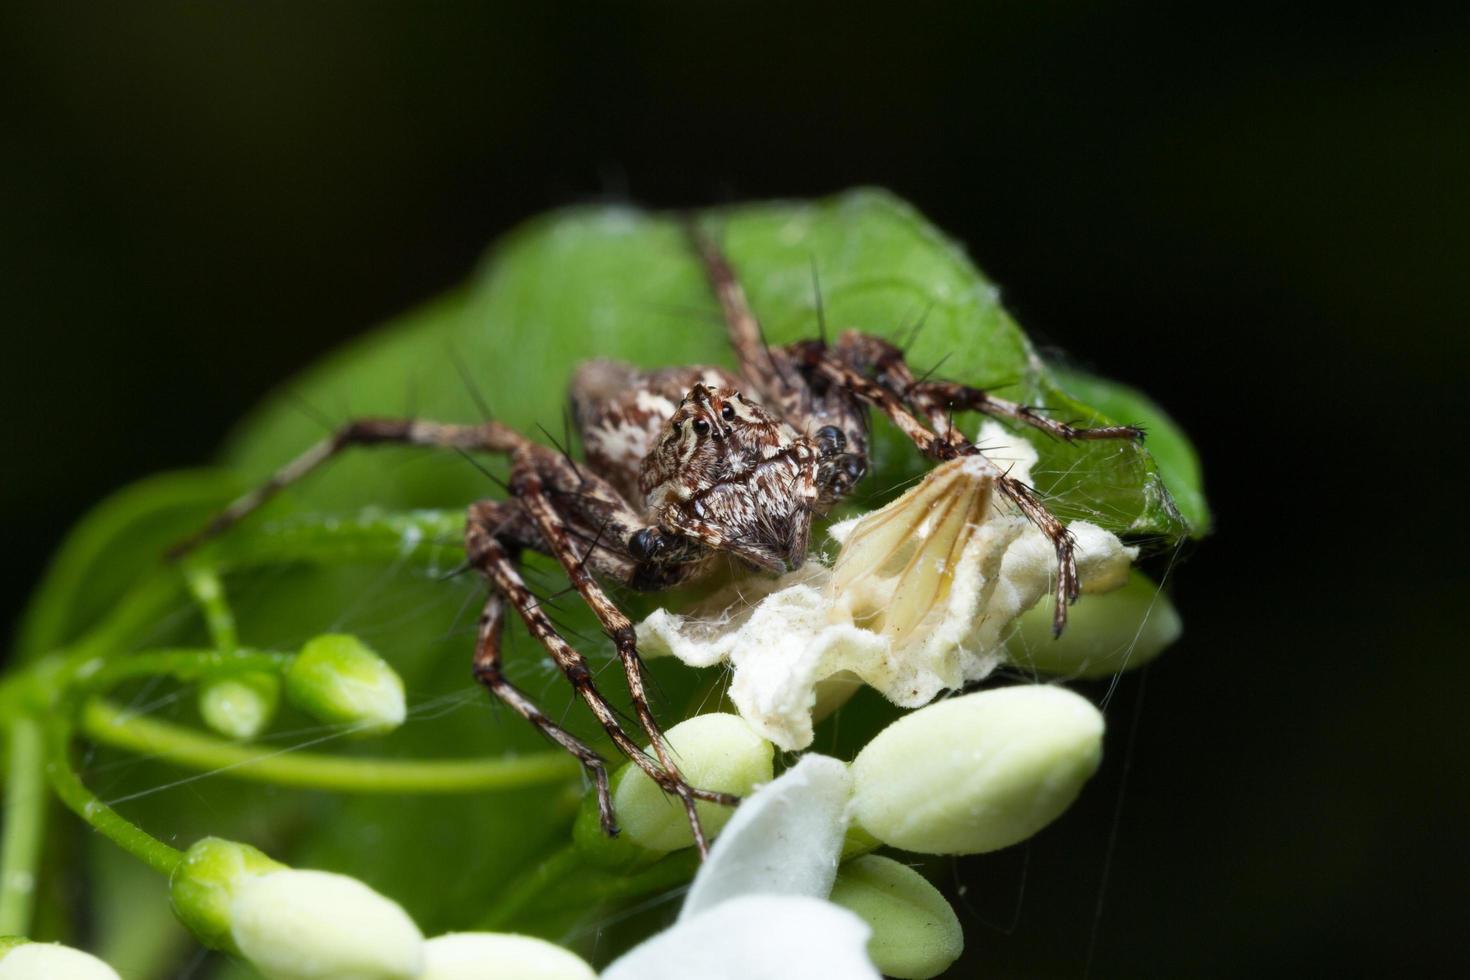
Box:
1008;571;1181;678
0;941;121;980
285;634;406;736
829;855;963;980
230;869;423;980
198;670;281;739
615;713;774;852
419;933;595;980
851;686;1104;854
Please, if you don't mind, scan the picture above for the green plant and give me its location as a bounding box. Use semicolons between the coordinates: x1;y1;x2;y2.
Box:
0;189;1205;978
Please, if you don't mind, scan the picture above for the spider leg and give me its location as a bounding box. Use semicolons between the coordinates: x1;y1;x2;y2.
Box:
169;417;526;557
507;461;737;858
839;332;1144;444
792;341;1083;635
470;588;617;834
659;513;794;574
686;221;803;406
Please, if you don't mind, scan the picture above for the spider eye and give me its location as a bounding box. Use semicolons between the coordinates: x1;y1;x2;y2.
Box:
671;421;682;434
692;418;711;436
720;403;735;421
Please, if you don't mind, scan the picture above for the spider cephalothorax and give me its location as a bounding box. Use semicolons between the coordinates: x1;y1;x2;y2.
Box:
174;223;1143;857
639;384;819;573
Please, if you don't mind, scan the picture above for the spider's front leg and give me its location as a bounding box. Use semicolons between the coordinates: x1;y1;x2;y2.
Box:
838;331;1146;445
168;417;524;558
484;457;737;857
789;337;1106;637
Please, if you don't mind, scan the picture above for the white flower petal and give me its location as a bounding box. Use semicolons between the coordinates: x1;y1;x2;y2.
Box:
680;754;852;921
639;423;1136;750
419;933;594;980
0;943;121;980
230;869;423;980
602;895;880;980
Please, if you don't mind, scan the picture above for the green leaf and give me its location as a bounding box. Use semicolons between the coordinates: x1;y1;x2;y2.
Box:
224;188;1204;541
1052;366;1211;535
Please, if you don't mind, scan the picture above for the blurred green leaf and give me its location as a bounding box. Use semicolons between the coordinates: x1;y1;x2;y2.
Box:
15;469;242;661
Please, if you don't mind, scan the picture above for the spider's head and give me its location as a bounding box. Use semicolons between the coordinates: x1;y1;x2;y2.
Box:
638;384;819;573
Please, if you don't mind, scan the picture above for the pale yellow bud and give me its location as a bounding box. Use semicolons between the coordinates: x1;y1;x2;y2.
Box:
615;713;774;852
851;686;1104;854
1009;571;1181;677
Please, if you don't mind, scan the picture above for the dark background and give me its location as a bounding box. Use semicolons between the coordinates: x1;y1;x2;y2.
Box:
2;1;1465;976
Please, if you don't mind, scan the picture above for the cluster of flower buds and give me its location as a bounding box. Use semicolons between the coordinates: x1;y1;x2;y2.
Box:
169;837;600;980
570;685;1105;978
191;633;407;743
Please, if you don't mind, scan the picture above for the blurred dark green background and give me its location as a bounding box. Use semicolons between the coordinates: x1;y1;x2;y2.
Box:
2;1;1465;976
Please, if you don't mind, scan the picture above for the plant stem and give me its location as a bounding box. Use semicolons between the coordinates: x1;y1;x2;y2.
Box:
82;699;580;794
212;509;466;571
182;564;237;655
0;717;46;934
41;713;182;878
76;649;292;699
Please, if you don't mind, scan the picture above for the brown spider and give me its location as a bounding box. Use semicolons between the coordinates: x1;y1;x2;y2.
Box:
171;226;1142;855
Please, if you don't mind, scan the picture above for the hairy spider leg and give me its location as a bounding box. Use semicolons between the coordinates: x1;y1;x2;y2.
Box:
469;585;615;833
831;333;1149;636
837;331;1145;444
166;418;525;558
173;415;729;854
686;221;794;403
508;461;737;856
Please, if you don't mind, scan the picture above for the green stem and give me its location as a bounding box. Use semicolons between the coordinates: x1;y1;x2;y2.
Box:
82;699;580;794
41;713;182;877
182;564;237;655
211;509;466;571
0;718;46;934
76;648;292;699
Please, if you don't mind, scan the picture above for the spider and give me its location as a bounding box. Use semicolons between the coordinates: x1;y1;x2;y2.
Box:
172;226;1142;856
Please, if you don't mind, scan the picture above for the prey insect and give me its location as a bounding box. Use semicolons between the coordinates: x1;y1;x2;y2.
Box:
171;226;1142;855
